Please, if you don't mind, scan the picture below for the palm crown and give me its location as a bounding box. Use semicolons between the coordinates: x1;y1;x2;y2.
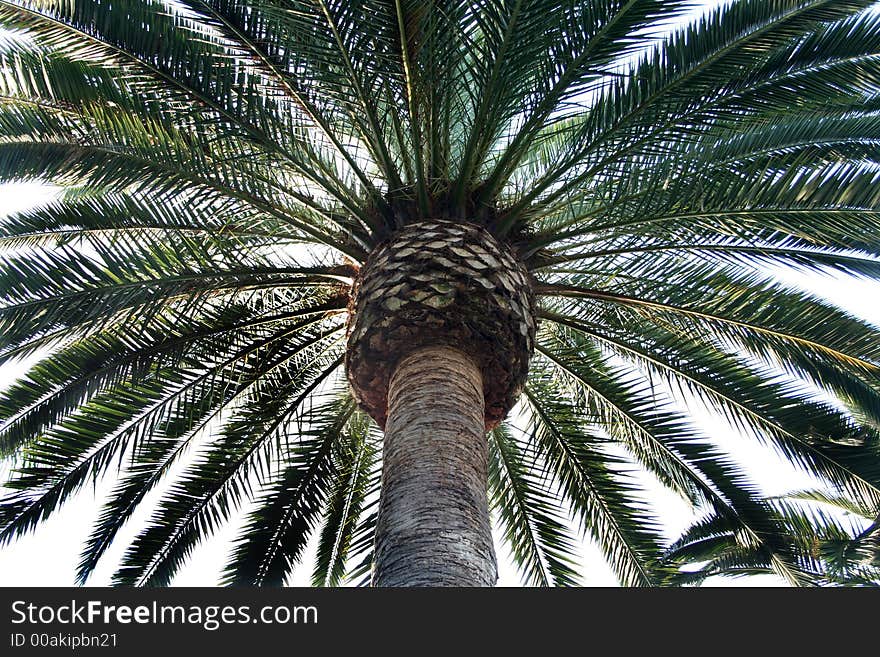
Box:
2;0;880;587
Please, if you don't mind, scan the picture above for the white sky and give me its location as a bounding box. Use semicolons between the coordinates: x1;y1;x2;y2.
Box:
2;0;880;587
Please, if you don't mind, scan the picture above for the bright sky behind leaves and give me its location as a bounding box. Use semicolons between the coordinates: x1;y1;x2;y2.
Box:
2;0;880;587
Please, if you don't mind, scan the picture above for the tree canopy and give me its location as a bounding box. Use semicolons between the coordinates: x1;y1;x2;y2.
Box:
1;0;880;586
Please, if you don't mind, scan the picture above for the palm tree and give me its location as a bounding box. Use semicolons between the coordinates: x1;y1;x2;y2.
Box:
1;0;880;587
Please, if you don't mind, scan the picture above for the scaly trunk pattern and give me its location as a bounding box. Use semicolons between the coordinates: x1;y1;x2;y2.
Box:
345;219;535;586
372;346;497;587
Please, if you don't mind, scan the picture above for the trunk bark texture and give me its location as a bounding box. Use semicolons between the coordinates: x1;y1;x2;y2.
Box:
372;346;498;587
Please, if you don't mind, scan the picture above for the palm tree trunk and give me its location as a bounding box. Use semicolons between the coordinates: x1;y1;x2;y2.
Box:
372;345;498;586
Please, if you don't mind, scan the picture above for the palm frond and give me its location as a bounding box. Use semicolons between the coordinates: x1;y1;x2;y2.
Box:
488;423;582;586
220;388;355;587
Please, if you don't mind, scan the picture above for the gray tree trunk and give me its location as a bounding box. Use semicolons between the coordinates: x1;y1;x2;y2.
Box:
372;346;498;587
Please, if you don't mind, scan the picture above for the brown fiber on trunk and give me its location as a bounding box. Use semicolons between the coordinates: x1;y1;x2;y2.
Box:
345;219;535;430
372;346;497;587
